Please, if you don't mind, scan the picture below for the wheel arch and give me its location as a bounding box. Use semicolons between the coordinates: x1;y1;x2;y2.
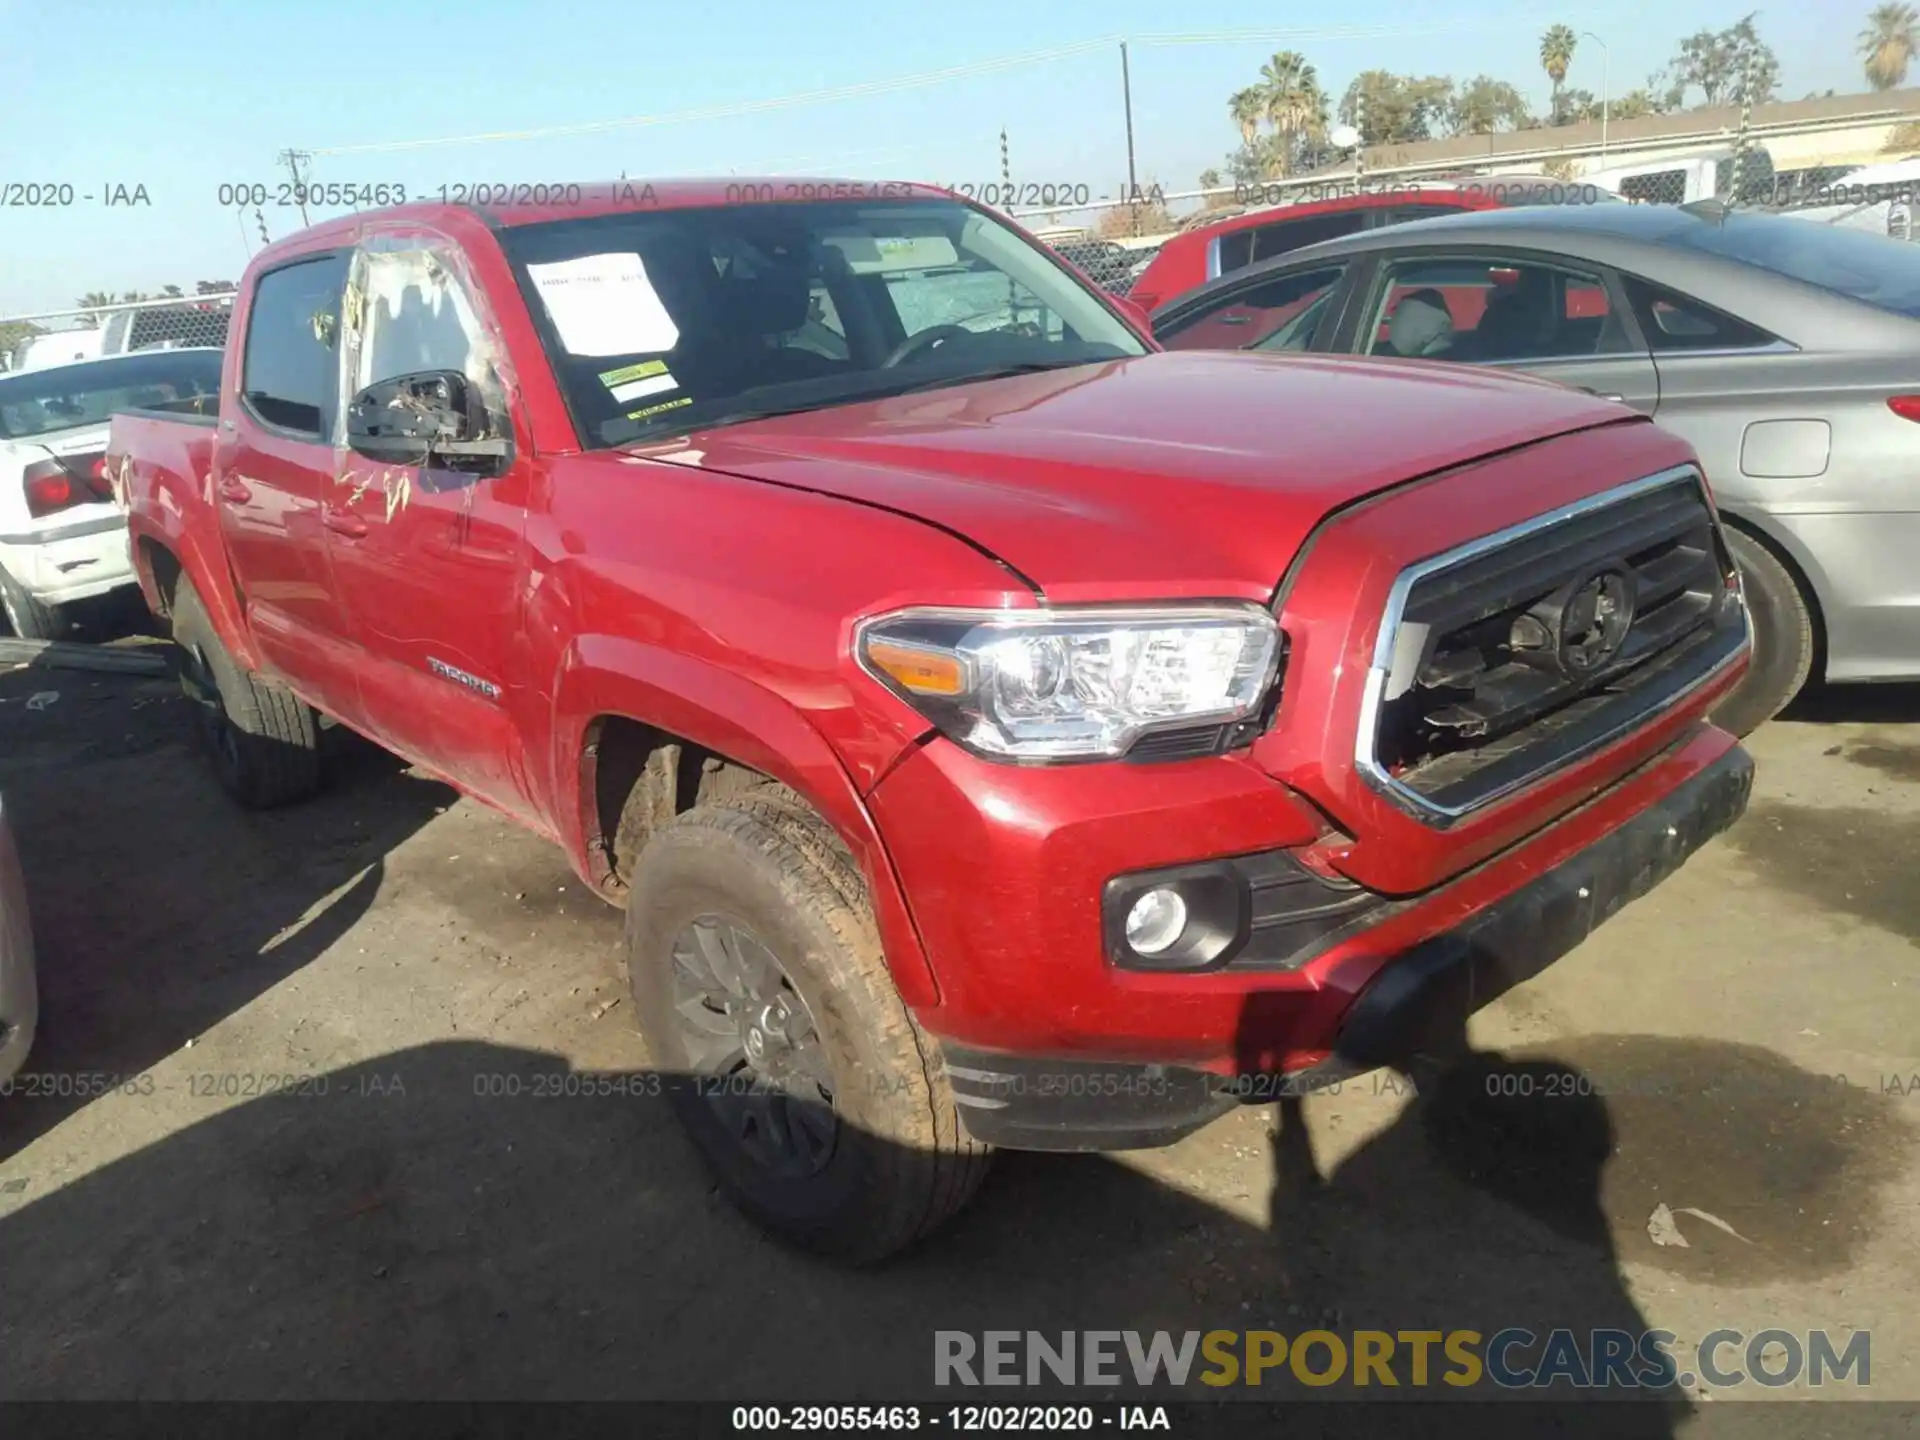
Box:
551;635;940;1008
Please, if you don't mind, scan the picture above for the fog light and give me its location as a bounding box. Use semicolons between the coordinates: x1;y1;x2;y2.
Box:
1125;887;1188;955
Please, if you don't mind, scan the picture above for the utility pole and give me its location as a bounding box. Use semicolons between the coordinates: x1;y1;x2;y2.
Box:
1353;91;1366;187
278;148;312;227
1120;41;1138;205
254;207;271;249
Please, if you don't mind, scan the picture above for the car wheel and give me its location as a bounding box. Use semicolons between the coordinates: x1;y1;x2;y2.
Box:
1711;528;1816;737
625;791;992;1264
169;575;322;808
0;567;65;641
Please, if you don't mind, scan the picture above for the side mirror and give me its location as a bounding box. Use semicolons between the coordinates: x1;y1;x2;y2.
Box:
346;370;510;470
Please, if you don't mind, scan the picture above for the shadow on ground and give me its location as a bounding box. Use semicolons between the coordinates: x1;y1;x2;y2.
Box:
0;662;451;1160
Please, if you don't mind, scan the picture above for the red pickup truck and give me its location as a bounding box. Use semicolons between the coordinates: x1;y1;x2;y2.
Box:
110;181;1754;1262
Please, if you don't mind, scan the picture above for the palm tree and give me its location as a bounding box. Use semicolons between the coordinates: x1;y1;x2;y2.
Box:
1228;86;1266;146
1541;24;1578;124
74;290;113;325
1861;3;1920;89
1258;51;1328;177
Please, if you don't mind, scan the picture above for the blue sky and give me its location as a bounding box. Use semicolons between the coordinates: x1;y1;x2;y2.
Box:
0;0;1874;313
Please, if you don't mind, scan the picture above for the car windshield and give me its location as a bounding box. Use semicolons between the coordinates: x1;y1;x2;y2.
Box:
0;349;224;441
1669;211;1920;318
495;198;1148;447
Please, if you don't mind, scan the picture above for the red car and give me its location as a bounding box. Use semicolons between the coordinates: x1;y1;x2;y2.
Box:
111;180;1751;1262
1128;176;1618;312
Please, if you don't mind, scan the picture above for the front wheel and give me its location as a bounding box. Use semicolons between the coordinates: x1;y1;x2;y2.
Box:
624;792;992;1264
1712;529;1816;737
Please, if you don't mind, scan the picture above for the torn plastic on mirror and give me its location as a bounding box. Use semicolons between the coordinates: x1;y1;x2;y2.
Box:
332;229;522;510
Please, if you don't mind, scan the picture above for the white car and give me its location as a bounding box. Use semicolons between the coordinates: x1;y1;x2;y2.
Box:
0;347;223;638
0;790;35;1085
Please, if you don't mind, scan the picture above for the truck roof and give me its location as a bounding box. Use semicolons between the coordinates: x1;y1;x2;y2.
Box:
255;178;959;263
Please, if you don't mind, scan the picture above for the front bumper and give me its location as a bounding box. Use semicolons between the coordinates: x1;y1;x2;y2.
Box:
0;510;135;605
0;796;39;1085
928;739;1752;1151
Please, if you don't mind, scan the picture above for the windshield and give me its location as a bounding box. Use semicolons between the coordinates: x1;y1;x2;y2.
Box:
1669;211;1920;318
0;348;224;441
495;198;1148;447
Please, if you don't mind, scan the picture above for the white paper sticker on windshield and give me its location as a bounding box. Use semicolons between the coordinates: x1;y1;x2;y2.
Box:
526;252;680;357
609;372;679;405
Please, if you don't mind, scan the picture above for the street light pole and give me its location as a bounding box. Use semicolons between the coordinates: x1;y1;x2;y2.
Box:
1581;32;1611;161
1120;40;1138;201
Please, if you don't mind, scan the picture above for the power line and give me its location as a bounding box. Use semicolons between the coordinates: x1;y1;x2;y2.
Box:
308;14;1625;156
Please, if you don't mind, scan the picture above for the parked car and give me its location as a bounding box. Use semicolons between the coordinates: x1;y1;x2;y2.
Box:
0;348;224;638
1150;201;1920;733
1125;178;1622;312
114;181;1752;1261
0;788;37;1086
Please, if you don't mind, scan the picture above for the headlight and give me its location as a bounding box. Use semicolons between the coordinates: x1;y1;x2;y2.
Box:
855;605;1282;760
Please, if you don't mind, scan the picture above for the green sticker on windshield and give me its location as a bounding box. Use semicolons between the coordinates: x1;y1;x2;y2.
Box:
626;395;692;421
599;359;669;387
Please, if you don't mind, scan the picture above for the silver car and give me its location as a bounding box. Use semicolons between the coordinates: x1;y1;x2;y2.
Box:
1150;203;1920;733
0;790;36;1083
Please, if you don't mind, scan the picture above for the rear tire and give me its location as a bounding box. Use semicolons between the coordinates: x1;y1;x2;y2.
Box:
170;576;322;808
624;792;992;1264
1712;528;1816;737
0;566;65;641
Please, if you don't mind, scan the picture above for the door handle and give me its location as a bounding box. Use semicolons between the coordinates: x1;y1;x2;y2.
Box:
323;511;369;539
217;478;251;503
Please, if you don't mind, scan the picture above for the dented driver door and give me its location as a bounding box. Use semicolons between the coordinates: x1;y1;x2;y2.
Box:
326;238;538;821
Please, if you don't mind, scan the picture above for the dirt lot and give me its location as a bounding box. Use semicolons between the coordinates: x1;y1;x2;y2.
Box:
0;594;1916;1425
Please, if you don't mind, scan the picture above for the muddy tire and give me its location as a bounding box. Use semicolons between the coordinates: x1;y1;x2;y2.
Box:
0;566;64;641
624;792;992;1264
170;576;322;809
1713;528;1816;737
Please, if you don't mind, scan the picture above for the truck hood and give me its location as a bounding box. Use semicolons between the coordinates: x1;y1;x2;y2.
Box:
645;350;1638;599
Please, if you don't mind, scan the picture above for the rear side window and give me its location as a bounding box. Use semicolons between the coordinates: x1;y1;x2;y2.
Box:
1216;212;1368;276
1618;275;1776;351
241;254;350;437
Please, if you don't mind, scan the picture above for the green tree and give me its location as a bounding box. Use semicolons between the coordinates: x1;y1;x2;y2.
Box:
1612;87;1670;119
1258;50;1330;176
1665;13;1779;107
74;291;114;325
1228;86;1266;147
1861;3;1920;89
1338;70;1453;145
1447;75;1535;134
1540;25;1578;124
1558;86;1601;123
160;283;184;299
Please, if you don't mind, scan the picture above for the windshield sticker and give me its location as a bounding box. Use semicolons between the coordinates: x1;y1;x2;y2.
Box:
526;252;680;357
609;372;679;405
625;395;692;421
597;358;669;386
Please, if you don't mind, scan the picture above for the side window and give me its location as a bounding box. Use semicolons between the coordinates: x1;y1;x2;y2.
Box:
1215;229;1255;275
1156;266;1348;352
1364;255;1631;363
241;254;350;437
1250;213;1366;263
1618;275;1776;352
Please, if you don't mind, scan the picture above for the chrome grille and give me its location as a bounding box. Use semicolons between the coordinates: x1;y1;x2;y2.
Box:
1357;467;1748;823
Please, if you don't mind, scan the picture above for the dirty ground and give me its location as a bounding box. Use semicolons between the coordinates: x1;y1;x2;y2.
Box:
0;611;1916;1428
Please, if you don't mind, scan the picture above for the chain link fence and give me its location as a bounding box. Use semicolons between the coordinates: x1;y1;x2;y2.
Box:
0;295;233;374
